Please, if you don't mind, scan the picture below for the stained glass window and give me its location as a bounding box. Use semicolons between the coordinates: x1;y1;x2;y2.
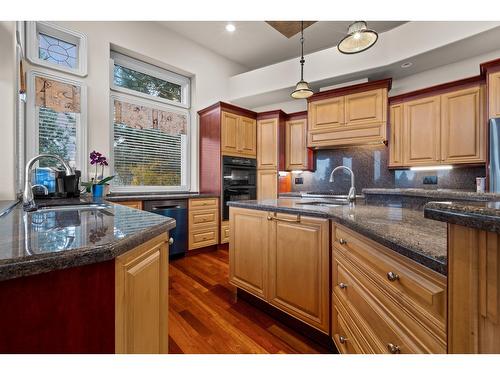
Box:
38;33;78;69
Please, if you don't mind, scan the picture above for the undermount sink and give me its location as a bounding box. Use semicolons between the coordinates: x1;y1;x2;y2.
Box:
295;200;349;207
36;203;112;212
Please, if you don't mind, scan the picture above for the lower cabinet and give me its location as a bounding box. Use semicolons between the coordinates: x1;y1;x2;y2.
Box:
114;200;143;210
115;233;169;354
257;170;278;200
229;207;330;333
220;220;230;244
188;198;219;250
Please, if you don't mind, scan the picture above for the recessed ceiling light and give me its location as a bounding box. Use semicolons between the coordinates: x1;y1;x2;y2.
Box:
401;62;413;69
225;23;236;32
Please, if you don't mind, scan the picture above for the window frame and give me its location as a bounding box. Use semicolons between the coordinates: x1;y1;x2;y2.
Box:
110;52;190;109
109;91;190;193
26;21;88;77
26;69;88;178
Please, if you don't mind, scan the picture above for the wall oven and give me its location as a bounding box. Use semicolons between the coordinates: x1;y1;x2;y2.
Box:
222;156;257;220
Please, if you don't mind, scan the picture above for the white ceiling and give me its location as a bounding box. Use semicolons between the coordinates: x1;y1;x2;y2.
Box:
158;21;406;70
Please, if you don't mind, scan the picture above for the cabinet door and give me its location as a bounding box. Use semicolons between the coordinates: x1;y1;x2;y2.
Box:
257;118;278;169
237;116;257;157
389;104;404;167
221;111;239;155
345;88;386;126
115;235;169;354
257;169;278;200
286;118;308;170
403;96;441;166
229;208;269;300
489;71;500;118
268;214;330;332
308;97;345;131
441;86;485;164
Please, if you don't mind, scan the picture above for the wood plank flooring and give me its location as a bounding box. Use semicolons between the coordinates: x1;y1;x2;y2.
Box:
168;249;331;354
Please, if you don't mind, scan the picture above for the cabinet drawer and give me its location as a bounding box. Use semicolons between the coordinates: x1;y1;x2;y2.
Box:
189;198;218;210
189;209;218;228
189;227;218;250
115;200;143;210
220;220;230;244
333;224;446;322
332;301;365;354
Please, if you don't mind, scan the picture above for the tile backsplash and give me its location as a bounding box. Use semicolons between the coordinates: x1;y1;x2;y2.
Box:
289;145;486;193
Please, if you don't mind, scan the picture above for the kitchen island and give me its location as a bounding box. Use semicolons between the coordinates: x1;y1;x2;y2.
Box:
0;199;175;354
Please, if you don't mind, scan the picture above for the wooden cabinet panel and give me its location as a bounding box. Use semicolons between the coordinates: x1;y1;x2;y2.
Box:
221;111;239;155
238;116;257;157
114;200;143;210
308;123;386;148
189;209;217;227
441;86;485;164
345;89;385;126
220;220;230;244
188;197;218;210
188;198;219;250
285;118;308;170
403;96;441;165
189;227;218;250
257;170;277;200
268;214;329;332
489;71;500;118
308;97;345;131
115;234;169;354
257;118;278;169
389;104;404;167
229;208;269;300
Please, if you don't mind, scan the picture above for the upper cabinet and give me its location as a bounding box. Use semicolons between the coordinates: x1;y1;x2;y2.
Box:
257;117;279;169
488;71;500;118
285;113;314;171
389;80;486;167
307;79;390;148
221;110;256;158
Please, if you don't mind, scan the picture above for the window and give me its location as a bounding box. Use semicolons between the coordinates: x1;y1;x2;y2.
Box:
26;71;87;173
111;52;190;108
26;22;87;76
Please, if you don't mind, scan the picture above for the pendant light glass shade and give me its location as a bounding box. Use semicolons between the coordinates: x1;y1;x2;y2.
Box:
291;21;314;99
338;21;378;54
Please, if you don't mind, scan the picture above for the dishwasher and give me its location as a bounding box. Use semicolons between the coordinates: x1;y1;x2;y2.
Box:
143;199;187;258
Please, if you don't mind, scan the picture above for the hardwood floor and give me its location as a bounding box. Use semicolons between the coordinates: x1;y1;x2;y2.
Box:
168;249;331;354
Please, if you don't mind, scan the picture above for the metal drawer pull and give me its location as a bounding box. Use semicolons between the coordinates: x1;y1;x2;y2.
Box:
169;237;174;245
339;335;348;344
267;214;301;223
339;238;348;245
387;343;400;354
387;271;400;282
339;282;348;289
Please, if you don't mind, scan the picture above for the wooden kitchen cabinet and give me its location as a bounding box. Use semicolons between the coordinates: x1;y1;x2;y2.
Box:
220;220;230;244
257;169;278;200
344;88;385;126
441;86;485;164
268;213;330;333
403;95;441;166
489;71;500;118
188;198;219;250
389;104;404;167
257;117;279;169
114;200;143;210
229;208;270;300
221;111;256;158
308;96;345;131
115;233;169;354
285;116;313;171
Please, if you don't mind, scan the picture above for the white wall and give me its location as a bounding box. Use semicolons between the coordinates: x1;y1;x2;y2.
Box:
0;22;16;200
252;99;306;113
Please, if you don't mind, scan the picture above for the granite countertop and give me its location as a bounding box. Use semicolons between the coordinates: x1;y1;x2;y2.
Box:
0;198;176;282
228;198;447;275
363;188;500;201
424;200;500;233
105;192;219;202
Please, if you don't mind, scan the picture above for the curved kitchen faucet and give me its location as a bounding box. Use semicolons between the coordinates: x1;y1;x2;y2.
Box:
329;166;356;203
23;154;74;211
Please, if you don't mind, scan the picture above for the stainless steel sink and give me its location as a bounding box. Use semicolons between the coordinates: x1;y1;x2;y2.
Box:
295;200;349;207
301;193;364;199
37;203;112;212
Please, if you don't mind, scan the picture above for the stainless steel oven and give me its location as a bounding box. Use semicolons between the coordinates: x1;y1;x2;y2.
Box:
222;156;257;220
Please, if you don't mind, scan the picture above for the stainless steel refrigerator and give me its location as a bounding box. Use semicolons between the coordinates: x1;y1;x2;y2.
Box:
490;118;500;192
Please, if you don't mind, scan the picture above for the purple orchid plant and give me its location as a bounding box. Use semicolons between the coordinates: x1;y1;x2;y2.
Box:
82;151;114;190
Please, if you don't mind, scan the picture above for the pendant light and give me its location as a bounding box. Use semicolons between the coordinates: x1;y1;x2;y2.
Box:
291;21;313;99
338;21;378;54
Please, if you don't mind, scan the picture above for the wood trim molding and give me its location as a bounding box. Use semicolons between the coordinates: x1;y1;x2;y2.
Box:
480;57;500;76
389;75;485;105
286;111;308;120
307;78;392;103
197;101;257;118
257;109;288;120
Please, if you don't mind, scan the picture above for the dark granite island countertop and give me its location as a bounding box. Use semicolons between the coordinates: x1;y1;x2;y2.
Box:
424;200;500;233
0;200;176;282
106;191;219;202
228;198;447;275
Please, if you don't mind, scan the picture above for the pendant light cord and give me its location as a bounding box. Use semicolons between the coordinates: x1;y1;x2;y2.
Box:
300;21;305;80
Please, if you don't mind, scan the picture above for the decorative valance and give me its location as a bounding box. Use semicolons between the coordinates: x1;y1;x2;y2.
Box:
35;76;81;113
114;99;187;135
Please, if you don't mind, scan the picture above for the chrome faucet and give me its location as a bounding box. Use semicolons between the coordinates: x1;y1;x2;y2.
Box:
23;154;74;211
329;166;356;202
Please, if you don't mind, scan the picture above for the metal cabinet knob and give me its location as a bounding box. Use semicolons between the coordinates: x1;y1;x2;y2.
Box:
387;271;400;282
339;238;348;245
339;335;348;344
169;237;174;245
387;343;401;354
339;282;348;289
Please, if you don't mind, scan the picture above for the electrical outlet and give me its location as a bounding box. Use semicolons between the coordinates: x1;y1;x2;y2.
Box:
295;177;303;185
423;175;438;185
